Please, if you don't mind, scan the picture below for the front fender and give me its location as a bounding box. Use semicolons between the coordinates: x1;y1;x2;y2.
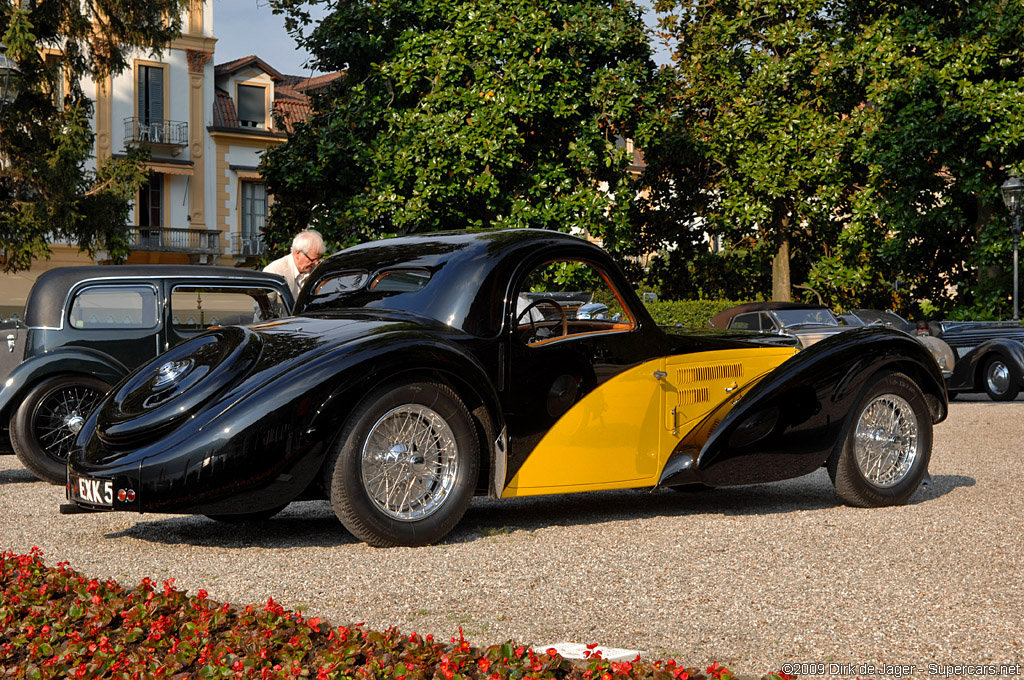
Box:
0;347;128;423
947;338;1024;392
658;327;947;488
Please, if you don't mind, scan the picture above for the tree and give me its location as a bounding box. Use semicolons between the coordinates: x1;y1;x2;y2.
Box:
641;0;862;303
834;0;1024;318
0;0;187;273
260;0;656;256
643;0;1024;315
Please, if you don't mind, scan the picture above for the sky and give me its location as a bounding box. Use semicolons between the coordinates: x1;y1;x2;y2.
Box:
212;0;322;76
210;0;672;77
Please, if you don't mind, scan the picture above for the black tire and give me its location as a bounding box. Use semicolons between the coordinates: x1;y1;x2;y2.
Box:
10;375;111;484
204;504;289;523
325;381;479;547
982;355;1020;401
828;372;931;508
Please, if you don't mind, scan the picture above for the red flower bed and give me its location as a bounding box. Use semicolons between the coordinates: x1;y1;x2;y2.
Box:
0;548;793;680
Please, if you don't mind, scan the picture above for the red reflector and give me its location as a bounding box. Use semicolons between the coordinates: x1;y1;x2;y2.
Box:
117;489;127;502
126;490;136;502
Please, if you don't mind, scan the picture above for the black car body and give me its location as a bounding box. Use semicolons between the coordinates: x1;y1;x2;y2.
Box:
938;321;1024;400
1;266;293;483
66;230;947;546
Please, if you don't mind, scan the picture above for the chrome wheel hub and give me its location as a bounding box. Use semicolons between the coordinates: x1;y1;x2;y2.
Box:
361;405;459;521
853;394;919;488
986;361;1010;395
65;414;85;434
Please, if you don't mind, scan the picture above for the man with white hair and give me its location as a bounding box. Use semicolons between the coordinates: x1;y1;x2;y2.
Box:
263;229;325;299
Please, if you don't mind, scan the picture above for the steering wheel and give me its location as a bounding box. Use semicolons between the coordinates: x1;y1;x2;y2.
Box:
517;298;568;340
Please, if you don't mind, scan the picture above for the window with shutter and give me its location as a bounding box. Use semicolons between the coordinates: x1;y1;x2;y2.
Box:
237;84;266;129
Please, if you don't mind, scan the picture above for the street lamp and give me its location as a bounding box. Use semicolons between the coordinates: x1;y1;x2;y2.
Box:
1000;173;1024;322
0;40;21;105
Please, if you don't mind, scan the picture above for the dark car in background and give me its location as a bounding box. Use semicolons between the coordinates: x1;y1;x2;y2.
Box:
66;230;946;547
936;321;1024;401
1;266;293;483
709;302;854;348
841;309;1024;401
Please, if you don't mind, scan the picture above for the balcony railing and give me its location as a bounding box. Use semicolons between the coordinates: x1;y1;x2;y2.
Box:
129;227;220;255
239;234;267;257
124;118;189;146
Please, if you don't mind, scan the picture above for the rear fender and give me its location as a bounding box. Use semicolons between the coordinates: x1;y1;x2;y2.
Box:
304;335;505;496
658;327;947;488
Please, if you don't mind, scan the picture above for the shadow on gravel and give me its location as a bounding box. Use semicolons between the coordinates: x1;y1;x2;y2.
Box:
103;501;359;549
97;473;977;549
0;465;40;485
446;470;977;545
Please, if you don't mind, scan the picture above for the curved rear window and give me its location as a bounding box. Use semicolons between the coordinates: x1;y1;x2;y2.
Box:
369;270;431;292
313;272;370;296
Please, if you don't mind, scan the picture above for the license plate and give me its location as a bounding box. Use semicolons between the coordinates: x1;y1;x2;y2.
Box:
69;473;114;507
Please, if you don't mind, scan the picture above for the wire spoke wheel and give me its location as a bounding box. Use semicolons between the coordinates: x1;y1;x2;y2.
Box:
328;381;479;547
34;384;104;461
852;394;919;488
829;372;932;508
12;375;111;484
361;405;460;521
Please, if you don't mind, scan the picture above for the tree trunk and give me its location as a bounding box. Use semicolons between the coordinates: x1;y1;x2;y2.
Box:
772;236;791;301
772;201;792;301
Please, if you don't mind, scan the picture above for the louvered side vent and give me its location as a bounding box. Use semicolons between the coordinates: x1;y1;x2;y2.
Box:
706;418;723;436
677;362;743;384
678;387;710;405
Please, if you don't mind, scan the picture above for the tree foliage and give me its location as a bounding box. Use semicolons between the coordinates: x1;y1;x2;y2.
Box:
0;0;187;273
261;0;656;257
643;0;1024;317
836;0;1024;318
640;0;861;303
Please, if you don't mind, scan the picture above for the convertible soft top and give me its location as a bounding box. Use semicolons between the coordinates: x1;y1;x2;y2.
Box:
708;301;830;329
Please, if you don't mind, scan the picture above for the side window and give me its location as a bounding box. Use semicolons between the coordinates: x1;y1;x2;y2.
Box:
515;259;635;346
729;312;759;331
69;286;158;329
170;286;288;332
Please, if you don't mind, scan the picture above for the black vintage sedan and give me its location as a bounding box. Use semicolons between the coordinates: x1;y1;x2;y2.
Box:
1;266;293;484
65;230;947;547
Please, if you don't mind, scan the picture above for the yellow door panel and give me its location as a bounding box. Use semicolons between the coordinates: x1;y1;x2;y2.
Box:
503;358;665;496
663;348;795;434
502;346;796;498
660;346;797;468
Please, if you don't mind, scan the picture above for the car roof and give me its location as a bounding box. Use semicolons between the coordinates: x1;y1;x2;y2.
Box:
708;301;830;329
299;228;626;337
25;265;288;328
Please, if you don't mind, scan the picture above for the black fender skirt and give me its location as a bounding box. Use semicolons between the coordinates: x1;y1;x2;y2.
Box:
658;327;947;489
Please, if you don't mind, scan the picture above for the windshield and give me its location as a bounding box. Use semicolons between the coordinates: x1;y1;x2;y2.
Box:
773;308;840;328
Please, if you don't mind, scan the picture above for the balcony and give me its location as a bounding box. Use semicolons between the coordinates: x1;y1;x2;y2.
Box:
239;234;267;257
124;118;189;151
129;227;221;256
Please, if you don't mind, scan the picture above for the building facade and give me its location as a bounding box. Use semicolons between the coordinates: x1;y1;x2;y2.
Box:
0;4;337;318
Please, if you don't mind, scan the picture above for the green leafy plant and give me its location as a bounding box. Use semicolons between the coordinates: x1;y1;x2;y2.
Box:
1;549;797;680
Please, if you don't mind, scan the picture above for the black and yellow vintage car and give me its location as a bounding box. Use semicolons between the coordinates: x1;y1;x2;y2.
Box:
65;230;948;547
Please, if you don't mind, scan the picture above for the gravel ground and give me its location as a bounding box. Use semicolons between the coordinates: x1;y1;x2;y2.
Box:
2;396;1022;679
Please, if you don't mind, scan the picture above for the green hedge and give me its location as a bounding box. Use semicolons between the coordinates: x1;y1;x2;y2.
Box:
643;299;746;328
